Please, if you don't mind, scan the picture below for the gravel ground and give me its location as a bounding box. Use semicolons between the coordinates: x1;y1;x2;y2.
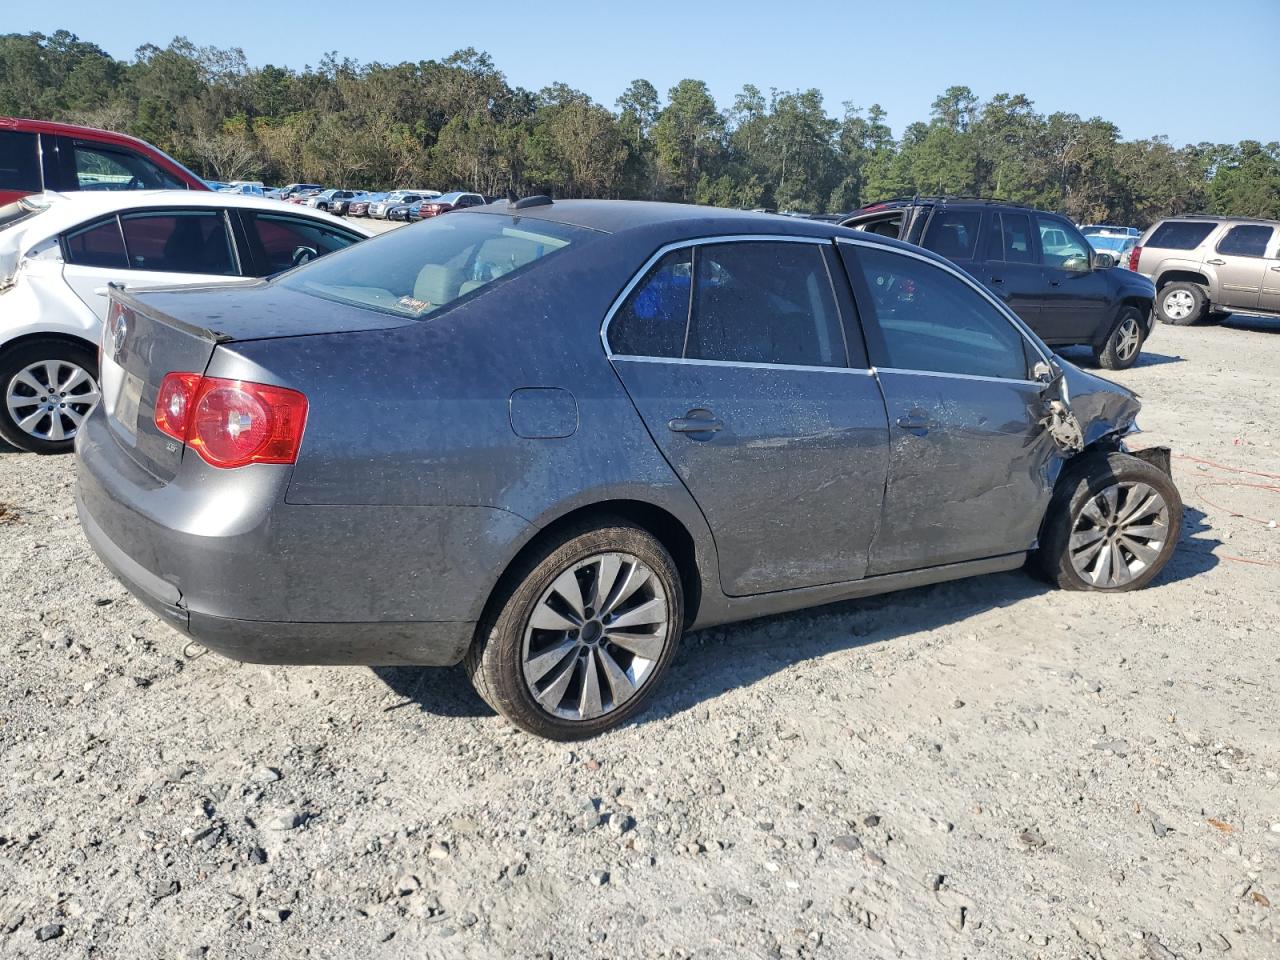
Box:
1;310;1278;959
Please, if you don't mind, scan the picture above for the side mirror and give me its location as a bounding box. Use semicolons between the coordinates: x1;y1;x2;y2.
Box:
291;246;319;267
1092;252;1116;269
1032;357;1065;388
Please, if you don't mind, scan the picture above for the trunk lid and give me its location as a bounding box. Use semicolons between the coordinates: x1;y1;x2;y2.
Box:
100;281;417;480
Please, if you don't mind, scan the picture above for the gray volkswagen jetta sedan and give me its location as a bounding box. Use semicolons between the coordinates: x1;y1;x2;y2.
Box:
75;198;1182;739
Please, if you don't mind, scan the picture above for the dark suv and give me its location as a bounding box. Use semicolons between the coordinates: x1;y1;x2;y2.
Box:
841;198;1156;369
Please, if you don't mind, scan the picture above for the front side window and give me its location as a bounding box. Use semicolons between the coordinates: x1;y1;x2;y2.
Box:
922;210;982;260
1036;215;1091;270
1146;220;1216;250
609;249;692;358
64;217;128;269
242;212;361;275
984;211;1035;264
1216;224;1273;258
71;142;186;191
0;131;42;193
852;245;1030;381
280;213;592;319
119;210;237;275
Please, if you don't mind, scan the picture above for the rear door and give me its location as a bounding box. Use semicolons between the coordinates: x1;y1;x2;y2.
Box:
977;210;1044;330
606;237;890;596
1209;224;1273;311
61;208;253;322
839;239;1056;575
1035;213;1109;343
1261;229;1280;314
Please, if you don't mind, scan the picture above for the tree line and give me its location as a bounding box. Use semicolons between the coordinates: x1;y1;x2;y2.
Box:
3;30;1278;225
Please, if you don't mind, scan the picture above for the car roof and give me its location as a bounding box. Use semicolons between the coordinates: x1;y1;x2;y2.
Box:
1155;214;1280;227
10;190;375;246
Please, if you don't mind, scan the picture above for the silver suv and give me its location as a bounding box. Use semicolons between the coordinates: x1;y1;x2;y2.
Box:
1133;216;1280;325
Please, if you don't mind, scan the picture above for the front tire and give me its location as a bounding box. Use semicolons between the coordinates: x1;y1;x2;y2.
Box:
1034;451;1181;592
1156;282;1207;325
0;339;101;454
1094;307;1145;370
466;521;684;740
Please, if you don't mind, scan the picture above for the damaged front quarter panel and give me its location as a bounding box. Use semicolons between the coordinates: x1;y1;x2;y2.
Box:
1037;358;1142;460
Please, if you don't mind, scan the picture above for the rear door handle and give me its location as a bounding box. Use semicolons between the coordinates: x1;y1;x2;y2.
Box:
668;410;723;437
896;414;930;435
1270;265;1280;272
1205;258;1226;265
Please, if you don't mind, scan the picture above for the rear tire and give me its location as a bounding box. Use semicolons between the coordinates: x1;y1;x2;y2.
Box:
0;339;100;454
1033;451;1182;592
1094;307;1145;370
1156;282;1207;325
466;520;684;740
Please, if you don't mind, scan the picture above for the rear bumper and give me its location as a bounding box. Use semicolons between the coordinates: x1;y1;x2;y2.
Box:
73;406;521;665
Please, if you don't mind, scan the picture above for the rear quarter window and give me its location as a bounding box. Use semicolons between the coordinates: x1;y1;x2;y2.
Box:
921;210;982;260
1146;221;1216;250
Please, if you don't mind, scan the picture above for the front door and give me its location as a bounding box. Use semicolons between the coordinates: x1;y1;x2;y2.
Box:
839;240;1056;575
606;238;890;596
1035;214;1110;344
1209;224;1274;311
61;208;251;322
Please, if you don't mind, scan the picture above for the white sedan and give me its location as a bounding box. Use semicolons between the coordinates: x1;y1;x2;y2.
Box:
0;191;372;453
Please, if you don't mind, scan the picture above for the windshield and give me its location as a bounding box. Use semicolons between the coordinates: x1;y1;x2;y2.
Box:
280;212;596;319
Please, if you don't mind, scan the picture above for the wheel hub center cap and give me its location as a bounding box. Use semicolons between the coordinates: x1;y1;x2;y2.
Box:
581;620;603;644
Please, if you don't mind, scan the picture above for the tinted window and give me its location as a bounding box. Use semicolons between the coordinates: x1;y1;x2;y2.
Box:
119;210;237;275
242;212;361;275
922;210;982;260
686;242;845;367
280;213;591;319
1036;215;1091;268
984;211;1035;263
0;131;42;192
72;142;186;191
1216;224;1272;258
852;246;1030;380
64;217;128;269
609;248;692;358
1146;220;1216;250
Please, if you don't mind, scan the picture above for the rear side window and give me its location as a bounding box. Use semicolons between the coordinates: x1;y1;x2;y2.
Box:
922;210;982;260
1216;224;1272;258
609;248;692;358
850;245;1030;381
71;142;186;191
64;217;128;269
686;242;845;367
984;212;1035;263
119;210;237;275
241;212;361;275
1146;220;1216;250
0;131;42;193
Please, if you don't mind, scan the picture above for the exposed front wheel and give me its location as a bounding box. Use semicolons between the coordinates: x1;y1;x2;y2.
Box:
1034;452;1182;591
1094;307;1145;370
466;521;684;739
1156;282;1206;325
0;340;101;454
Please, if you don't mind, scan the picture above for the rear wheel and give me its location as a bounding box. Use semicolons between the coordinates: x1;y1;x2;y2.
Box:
466;521;684;740
1034;451;1181;591
0;339;101;454
1156;282;1207;325
1094;307;1145;370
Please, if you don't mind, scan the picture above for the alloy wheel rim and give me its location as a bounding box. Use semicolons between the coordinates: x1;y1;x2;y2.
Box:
5;360;101;442
521;552;670;722
1116;317;1141;361
1069;481;1170;588
1164;290;1194;320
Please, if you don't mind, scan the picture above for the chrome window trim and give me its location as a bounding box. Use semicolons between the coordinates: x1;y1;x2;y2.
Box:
610;354;875;375
873;367;1043;387
834;236;1053;368
599;234;843;370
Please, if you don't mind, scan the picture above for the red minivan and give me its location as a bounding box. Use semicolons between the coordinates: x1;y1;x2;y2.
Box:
0;118;209;206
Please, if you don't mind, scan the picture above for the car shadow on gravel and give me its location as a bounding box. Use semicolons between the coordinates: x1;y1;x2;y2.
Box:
1223;313;1280;334
1056;346;1184;368
373;509;1220;725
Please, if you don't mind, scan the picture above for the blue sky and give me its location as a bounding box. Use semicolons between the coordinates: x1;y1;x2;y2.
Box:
11;0;1279;145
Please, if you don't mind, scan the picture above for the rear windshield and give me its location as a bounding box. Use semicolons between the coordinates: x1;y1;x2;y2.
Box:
1146;221;1216;250
280;212;595;318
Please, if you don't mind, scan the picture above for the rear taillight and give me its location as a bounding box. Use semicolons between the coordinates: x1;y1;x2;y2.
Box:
154;373;308;468
1127;245;1142;271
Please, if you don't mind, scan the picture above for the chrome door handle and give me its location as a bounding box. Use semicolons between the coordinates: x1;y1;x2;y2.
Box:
1205;258;1226;265
668;410;722;436
1270;265;1280;272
